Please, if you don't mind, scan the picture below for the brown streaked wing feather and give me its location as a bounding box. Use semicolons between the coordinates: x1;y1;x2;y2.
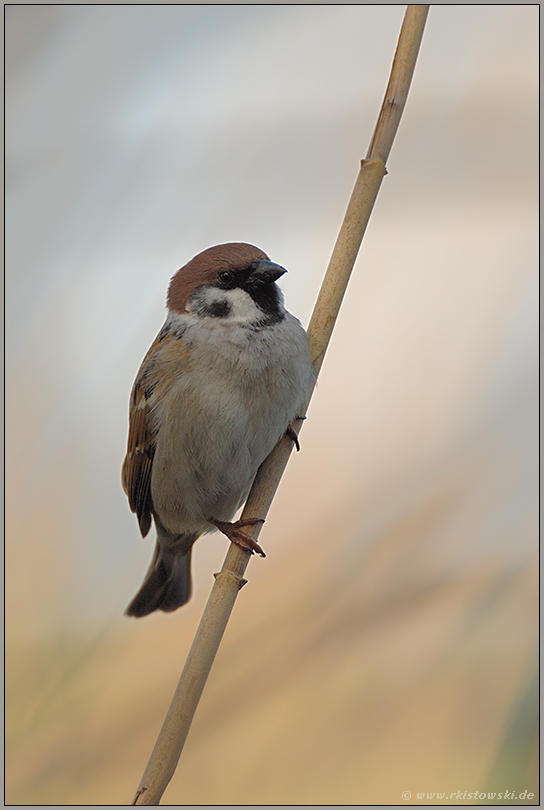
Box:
122;335;167;536
122;324;191;537
122;392;156;537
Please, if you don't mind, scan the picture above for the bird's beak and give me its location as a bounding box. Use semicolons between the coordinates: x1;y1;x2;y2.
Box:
252;260;287;284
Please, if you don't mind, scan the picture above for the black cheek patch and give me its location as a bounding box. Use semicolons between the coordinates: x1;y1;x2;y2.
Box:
207;300;231;318
190;286;232;318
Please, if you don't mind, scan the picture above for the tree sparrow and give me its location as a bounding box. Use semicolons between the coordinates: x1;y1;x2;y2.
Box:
122;243;316;617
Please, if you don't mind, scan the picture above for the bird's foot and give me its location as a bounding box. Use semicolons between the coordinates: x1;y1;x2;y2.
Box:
209;517;266;557
285;416;306;451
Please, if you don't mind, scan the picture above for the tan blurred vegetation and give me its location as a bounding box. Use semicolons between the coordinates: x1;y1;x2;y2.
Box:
6;482;538;803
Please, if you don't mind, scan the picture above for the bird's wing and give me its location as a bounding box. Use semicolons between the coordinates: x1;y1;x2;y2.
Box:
122;328;174;537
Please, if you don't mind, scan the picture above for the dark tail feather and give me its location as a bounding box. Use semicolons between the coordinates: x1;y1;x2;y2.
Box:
126;542;193;617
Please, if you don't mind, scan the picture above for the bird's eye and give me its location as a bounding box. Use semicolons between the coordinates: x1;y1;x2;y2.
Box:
218;270;234;286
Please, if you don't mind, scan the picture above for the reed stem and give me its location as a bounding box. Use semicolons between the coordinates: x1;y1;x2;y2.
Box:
131;6;429;804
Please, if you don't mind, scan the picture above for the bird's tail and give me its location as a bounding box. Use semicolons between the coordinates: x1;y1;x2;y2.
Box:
125;534;197;617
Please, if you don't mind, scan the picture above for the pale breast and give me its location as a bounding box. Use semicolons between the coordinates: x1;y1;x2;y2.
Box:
150;313;315;535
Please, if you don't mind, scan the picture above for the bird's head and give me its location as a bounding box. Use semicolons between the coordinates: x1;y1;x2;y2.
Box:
167;243;287;327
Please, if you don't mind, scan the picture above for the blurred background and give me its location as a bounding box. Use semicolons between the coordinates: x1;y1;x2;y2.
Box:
5;5;538;805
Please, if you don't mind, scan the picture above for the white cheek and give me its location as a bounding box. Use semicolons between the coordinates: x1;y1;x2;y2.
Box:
222;288;263;323
190;286;263;324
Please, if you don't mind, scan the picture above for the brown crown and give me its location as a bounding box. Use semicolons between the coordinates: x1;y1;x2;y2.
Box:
167;242;269;313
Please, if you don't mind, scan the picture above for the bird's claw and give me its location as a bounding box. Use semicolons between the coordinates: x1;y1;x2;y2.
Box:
286;416;306;451
209;517;266;557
